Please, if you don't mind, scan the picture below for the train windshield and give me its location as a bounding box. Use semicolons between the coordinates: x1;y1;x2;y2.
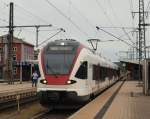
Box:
44;45;78;75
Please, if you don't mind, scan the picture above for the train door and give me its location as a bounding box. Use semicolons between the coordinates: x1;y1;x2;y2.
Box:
87;62;95;95
91;65;100;95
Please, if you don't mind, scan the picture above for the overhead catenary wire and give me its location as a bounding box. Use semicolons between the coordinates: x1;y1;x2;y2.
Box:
128;0;137;46
0;0;138;49
95;26;137;29
0;18;9;23
17;28;22;37
45;0;89;37
96;26;138;49
38;28;65;46
92;30;134;43
14;27;59;42
0;2;58;44
0;1;28;25
0;2;9;24
0;1;67;49
0;2;39;36
14;3;63;30
95;0;135;44
95;0;116;27
0;1;23;25
67;0;99;38
14;3;50;25
1;1;9;7
122;28;135;44
38;28;65;32
129;0;136;28
107;0;136;43
118;30;134;39
107;0;135;44
69;1;97;32
1;0;83;36
107;0;123;26
146;0;150;11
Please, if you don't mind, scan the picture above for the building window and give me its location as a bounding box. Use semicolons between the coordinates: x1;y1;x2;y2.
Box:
13;54;17;61
13;67;17;75
0;47;3;53
0;48;2;53
13;47;17;52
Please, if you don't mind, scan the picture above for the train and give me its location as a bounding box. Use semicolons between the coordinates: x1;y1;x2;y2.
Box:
37;39;119;107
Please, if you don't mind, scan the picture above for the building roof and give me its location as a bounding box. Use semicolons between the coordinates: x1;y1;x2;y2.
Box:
0;34;34;47
120;60;139;65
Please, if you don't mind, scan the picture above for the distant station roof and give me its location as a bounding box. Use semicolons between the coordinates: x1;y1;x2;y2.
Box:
120;60;139;65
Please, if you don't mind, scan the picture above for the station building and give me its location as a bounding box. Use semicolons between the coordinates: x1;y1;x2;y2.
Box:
0;34;37;81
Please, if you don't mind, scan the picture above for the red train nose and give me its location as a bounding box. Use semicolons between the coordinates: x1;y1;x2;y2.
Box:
45;75;70;85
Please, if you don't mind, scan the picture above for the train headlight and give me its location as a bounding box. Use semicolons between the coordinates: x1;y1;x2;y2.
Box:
40;79;48;84
43;80;47;84
66;80;76;84
67;80;71;84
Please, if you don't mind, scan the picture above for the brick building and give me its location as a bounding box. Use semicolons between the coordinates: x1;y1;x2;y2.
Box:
0;35;35;81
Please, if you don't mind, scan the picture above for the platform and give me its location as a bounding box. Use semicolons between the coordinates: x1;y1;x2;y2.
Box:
0;82;35;94
69;81;124;119
0;81;36;103
102;81;150;119
69;81;150;119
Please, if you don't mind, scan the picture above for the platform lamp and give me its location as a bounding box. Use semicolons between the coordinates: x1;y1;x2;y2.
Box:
87;39;101;51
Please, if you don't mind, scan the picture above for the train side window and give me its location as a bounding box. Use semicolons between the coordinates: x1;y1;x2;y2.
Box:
75;61;87;79
93;65;100;81
100;67;105;81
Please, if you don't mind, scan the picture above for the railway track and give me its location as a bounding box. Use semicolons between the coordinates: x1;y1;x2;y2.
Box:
30;80;124;119
0;95;38;110
30;109;77;119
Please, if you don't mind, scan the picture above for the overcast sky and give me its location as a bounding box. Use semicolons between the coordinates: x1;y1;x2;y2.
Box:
0;0;150;61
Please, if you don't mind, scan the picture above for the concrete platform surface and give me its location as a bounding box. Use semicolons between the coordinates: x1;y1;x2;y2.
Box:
0;82;36;96
102;81;150;119
69;81;123;119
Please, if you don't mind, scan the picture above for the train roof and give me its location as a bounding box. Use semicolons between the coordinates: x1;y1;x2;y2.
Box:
101;57;118;69
48;39;80;45
44;39;118;69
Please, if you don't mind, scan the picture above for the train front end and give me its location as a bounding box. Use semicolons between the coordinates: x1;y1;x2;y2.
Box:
37;39;86;107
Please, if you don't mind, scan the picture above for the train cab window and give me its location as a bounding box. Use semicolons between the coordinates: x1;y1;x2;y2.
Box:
75;61;87;79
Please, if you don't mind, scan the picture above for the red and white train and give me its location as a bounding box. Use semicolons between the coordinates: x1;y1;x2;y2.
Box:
37;39;119;107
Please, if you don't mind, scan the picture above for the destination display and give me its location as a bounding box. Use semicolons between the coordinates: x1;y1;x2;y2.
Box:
48;46;73;51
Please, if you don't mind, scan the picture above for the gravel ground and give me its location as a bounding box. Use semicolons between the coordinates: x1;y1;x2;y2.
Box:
0;101;47;119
